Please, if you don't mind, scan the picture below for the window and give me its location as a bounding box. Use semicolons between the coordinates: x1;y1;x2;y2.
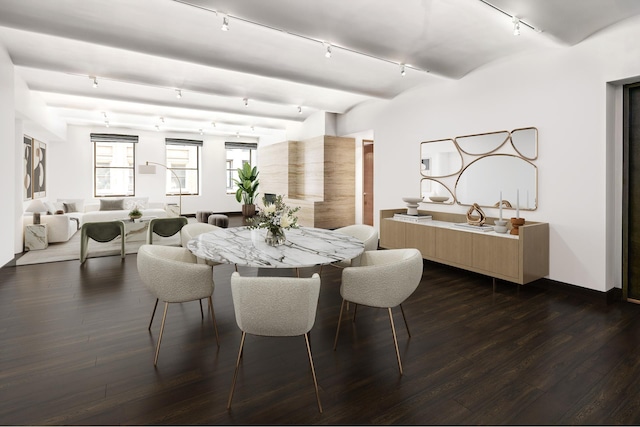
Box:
165;138;201;195
225;142;258;193
92;133;137;197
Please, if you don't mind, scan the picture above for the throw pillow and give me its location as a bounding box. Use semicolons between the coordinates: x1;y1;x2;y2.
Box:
99;199;124;211
63;202;78;213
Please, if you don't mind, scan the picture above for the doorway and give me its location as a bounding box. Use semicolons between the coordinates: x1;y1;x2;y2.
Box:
363;140;374;226
623;82;640;301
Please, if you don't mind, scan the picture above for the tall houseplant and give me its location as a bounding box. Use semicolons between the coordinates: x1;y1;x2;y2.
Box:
233;163;259;217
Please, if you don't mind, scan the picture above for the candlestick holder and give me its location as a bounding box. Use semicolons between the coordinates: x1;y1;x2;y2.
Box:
510;217;525;235
494;219;508;234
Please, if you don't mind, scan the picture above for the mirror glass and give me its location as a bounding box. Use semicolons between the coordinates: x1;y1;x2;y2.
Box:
455;155;537;210
420;139;463;177
421;179;455;204
510;127;538;160
455;131;510;155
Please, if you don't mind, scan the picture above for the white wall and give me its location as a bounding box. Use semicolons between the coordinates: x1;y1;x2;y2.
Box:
49;125;254;215
0;45;15;265
338;15;640;292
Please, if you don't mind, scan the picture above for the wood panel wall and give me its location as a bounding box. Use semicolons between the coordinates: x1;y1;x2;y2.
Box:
259;136;355;229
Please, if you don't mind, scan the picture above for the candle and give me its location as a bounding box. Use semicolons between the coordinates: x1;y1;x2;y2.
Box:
516;189;520;218
499;190;502;220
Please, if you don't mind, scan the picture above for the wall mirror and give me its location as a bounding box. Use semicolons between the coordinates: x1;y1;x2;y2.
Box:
421;179;455;204
455;154;537;210
420;139;463;177
455;130;510;155
510;127;538;160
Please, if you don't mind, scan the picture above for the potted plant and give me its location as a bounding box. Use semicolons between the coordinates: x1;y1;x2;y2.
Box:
233;163;259;218
128;207;142;220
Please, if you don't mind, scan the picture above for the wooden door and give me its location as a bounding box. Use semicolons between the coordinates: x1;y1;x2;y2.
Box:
363;141;374;226
624;83;640;300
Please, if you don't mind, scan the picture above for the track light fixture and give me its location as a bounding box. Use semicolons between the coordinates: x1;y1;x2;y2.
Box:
400;63;406;76
211;121;216;127
176;89;182;98
297;106;302;114
199;128;203;135
323;42;332;58
243;98;249;107
155;125;160;131
512;16;521;36
105;121;109;128
90;76;98;88
160;117;165;123
236;131;240;138
221;15;229;31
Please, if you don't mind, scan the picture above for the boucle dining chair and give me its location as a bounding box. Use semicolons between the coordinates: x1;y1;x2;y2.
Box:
80;220;125;264
227;272;323;413
180;222;220;249
333;248;423;375
333;224;378;267
146;216;188;245
136;244;219;366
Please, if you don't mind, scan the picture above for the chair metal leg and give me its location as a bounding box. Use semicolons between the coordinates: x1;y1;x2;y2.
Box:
208;296;219;347
148;298;159;330
352;303;358;322
304;333;323;413
227;331;246;409
199;299;204;319
388;307;403;375
333;299;346;350
399;303;411;337
154;302;169;366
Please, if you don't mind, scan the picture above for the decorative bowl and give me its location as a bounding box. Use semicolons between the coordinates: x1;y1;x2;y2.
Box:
429;196;449;203
402;197;424;204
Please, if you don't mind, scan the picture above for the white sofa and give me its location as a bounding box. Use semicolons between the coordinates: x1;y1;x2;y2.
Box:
23;197;170;245
23;214;78;243
55;197;169;226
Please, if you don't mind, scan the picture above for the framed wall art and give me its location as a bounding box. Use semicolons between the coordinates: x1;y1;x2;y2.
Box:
23;135;33;200
32;139;46;199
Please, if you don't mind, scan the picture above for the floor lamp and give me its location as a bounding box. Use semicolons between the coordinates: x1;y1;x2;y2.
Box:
138;161;182;216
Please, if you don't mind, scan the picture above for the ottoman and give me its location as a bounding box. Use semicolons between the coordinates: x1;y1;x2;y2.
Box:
196;210;215;223
207;214;229;228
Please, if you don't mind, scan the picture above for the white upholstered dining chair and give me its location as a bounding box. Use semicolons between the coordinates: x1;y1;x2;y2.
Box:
333;248;423;375
227;272;323;413
136;244;219;366
333;224;378;267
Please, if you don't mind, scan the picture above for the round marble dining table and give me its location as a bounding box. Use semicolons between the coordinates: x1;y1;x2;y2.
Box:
187;226;364;268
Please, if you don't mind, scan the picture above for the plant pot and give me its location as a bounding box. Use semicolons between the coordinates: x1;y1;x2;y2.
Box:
242;204;256;218
129;214;142;221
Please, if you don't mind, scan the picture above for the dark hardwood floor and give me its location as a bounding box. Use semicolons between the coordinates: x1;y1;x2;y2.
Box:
2;240;640;424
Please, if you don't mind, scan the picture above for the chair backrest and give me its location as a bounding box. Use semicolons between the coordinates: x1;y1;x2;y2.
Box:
230;272;321;337
147;217;188;244
341;248;423;308
82;220;124;242
335;224;378;252
180;223;220;248
136;244;214;303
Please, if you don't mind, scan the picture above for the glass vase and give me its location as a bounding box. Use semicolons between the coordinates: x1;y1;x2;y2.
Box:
265;227;286;246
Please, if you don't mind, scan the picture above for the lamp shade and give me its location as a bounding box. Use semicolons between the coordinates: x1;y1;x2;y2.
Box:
25;199;47;213
138;164;157;174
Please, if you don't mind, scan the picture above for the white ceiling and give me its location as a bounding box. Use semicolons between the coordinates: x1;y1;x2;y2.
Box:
1;0;639;139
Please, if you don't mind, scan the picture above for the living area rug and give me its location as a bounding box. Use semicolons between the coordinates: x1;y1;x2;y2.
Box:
15;220;192;266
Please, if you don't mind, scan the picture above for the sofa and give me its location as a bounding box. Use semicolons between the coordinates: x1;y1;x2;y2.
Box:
23;197;170;244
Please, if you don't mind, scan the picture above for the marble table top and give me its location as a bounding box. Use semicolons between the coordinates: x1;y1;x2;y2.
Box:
187;226;365;268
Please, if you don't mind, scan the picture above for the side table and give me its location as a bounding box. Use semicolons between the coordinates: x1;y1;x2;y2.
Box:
25;223;48;251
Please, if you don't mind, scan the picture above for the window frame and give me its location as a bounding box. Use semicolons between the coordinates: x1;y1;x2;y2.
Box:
91;133;138;198
225;142;258;194
165;138;202;196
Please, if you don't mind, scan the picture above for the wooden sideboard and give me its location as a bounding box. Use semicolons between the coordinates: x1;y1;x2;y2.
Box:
380;209;549;285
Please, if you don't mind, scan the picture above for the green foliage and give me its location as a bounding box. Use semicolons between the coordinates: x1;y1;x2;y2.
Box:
129;207;142;217
233;163;260;205
248;195;300;232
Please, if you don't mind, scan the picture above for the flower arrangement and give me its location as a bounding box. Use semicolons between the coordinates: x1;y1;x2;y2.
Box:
248;195;300;245
128;207;142;220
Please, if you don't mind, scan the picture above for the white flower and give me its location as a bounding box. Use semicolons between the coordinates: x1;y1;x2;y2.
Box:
263;204;276;214
280;215;292;228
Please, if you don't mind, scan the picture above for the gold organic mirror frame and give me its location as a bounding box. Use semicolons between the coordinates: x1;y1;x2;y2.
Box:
420;139;463;178
454;154;537;210
510;127;538;160
455;130;510;155
421;178;455;204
